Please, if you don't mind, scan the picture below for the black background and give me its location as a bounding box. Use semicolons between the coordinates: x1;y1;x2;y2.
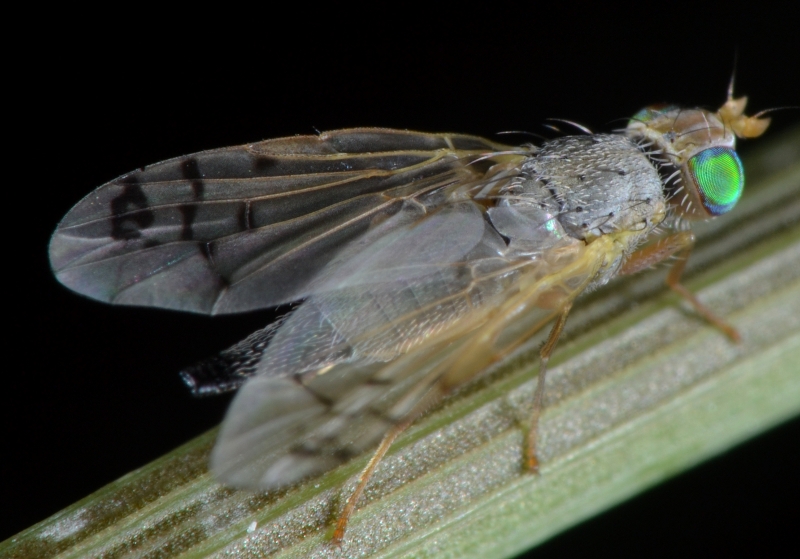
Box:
10;3;799;557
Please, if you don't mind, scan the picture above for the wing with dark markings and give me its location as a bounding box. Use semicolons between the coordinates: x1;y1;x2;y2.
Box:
49;129;517;314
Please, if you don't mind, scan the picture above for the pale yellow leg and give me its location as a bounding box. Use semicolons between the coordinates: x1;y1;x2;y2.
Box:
331;383;444;544
332;418;413;544
526;303;572;473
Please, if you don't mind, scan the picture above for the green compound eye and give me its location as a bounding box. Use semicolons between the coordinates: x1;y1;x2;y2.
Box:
687;147;744;215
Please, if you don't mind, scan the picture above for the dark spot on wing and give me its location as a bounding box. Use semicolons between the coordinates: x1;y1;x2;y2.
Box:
180;159;205;241
110;177;155;240
198;242;231;288
200;242;213;261
254;156;276;173
181;158;202;180
217;274;231;290
294;375;335;407
191;180;204;198
236;202;250;231
179;205;198;240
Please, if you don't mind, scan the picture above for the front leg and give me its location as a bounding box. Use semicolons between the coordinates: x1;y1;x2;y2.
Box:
620;231;741;342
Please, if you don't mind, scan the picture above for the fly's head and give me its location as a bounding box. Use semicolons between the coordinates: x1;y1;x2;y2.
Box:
626;95;770;220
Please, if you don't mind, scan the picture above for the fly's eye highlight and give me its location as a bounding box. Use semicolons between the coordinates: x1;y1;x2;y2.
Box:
687;147;744;215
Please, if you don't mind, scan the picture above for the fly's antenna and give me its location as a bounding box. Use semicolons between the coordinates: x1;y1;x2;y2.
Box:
719;72;784;139
728;51;739;103
721;57;797;138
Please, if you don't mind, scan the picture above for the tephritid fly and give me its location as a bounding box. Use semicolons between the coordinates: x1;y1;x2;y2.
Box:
49;86;771;542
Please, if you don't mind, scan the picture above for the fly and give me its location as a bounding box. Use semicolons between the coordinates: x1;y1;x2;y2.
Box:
49;86;771;542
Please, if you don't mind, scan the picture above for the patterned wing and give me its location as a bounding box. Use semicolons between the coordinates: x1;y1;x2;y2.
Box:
49;129;516;314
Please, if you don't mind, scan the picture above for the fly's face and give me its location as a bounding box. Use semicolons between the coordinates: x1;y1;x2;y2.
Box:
627;97;771;218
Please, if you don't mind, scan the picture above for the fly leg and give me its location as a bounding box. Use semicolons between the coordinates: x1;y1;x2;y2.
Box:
331;379;444;544
331;417;414;545
620;231;740;342
527;303;571;473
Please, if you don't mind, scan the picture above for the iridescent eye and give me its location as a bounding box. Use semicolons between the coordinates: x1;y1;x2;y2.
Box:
687;147;744;215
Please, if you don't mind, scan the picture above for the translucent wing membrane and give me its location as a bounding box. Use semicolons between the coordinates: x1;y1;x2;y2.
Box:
50;129;515;314
212;228;606;488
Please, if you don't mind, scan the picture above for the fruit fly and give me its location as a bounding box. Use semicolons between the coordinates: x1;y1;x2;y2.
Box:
49;87;770;542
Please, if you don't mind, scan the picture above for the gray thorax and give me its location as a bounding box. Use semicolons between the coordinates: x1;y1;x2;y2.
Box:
488;134;665;249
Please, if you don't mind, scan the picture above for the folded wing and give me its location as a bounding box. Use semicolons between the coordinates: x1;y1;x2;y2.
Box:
211;212;599;489
50;129;516;314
